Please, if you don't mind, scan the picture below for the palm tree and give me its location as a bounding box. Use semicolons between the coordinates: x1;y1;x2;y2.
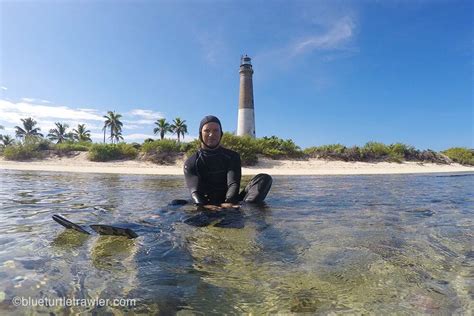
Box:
1;135;14;147
170;117;188;143
72;124;92;142
47;122;72;144
112;130;124;144
153;118;171;140
15;117;43;140
103;111;123;144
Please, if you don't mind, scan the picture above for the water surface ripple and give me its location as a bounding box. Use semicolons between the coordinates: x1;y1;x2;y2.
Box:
0;170;472;314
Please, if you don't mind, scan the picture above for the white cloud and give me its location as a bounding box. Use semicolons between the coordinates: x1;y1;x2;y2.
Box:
78;108;101;113
124;133;156;141
0;99;104;124
0;99;106;138
123;119;156;126
253;14;357;73
89;132;107;142
0;86;7;91
121;109;165;127
129;109;164;119
291;16;355;56
21;97;52;104
0;99;198;144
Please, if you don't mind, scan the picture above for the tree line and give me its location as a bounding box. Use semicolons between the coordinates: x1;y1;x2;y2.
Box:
0;112;189;146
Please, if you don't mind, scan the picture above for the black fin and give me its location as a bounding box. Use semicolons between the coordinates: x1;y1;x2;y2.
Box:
89;224;138;239
52;214;91;235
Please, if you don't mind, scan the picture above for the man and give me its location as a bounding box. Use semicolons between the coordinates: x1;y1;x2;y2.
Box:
184;115;272;210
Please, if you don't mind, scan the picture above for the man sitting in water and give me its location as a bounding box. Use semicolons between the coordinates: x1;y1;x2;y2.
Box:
184;115;272;211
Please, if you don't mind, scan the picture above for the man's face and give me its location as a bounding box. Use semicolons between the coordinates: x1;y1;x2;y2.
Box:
201;122;221;148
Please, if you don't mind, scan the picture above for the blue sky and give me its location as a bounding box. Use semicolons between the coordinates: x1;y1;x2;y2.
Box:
0;0;472;150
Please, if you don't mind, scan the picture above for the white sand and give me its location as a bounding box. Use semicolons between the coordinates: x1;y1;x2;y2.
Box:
1;152;473;175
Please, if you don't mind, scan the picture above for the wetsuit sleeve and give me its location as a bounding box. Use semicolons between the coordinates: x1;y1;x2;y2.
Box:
184;155;206;205
225;152;241;203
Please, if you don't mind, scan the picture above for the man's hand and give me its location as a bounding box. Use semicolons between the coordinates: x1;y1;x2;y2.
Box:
220;203;240;209
197;203;240;212
200;204;222;212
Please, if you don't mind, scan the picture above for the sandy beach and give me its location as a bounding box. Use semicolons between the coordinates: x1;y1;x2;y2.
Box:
1;152;473;175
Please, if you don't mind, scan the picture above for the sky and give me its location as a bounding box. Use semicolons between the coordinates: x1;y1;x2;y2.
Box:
0;0;472;150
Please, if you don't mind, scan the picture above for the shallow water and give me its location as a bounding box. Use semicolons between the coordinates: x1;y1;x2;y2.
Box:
0;170;472;314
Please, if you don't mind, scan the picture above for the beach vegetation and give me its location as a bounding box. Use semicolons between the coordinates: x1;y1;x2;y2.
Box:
305;144;355;160
141;139;181;153
170;118;188;143
153;118;172;140
221;133;258;165
442;147;474;165
1;135;15;147
3;144;42;160
360;142;391;160
184;139;201;157
256;136;304;159
88;143;138;162
304;142;452;164
102;111;123;144
54;141;92;153
15;117;44;140
130;142;141;150
47;122;73;144
141;139;182;164
72;124;92;142
2;136;51;160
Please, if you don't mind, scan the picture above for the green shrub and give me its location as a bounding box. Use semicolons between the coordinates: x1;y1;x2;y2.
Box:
140;139;183;164
55;141;91;153
130;142;141;150
304;142;418;162
21;137;52;151
360;142;391;161
183;139;200;157
442;147;474;165
256;136;304;159
117;143;138;159
304;144;347;159
221;133;258;166
88;143;137;161
343;146;362;161
141;139;181;154
2;137;52;160
3;144;42;160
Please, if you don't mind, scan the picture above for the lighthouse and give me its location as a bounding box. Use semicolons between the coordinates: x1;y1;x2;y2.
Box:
237;55;256;137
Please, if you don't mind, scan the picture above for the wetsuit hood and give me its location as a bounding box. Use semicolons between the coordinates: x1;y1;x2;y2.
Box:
199;115;223;149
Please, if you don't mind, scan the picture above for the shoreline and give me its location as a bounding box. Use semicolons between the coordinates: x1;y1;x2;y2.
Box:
1;154;473;176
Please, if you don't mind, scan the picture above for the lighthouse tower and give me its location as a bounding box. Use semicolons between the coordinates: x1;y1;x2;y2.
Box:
237;55;256;137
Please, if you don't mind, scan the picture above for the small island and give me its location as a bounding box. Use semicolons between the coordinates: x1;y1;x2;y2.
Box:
1;116;473;176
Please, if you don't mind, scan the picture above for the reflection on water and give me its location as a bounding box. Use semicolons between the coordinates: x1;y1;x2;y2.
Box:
0;170;472;314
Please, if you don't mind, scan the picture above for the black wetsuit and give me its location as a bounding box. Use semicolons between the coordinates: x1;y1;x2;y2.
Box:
184;147;241;205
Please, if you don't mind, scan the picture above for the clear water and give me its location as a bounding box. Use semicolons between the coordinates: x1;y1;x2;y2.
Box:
0;170;472;314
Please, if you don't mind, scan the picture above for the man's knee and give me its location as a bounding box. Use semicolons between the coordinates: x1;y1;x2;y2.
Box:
243;173;272;203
